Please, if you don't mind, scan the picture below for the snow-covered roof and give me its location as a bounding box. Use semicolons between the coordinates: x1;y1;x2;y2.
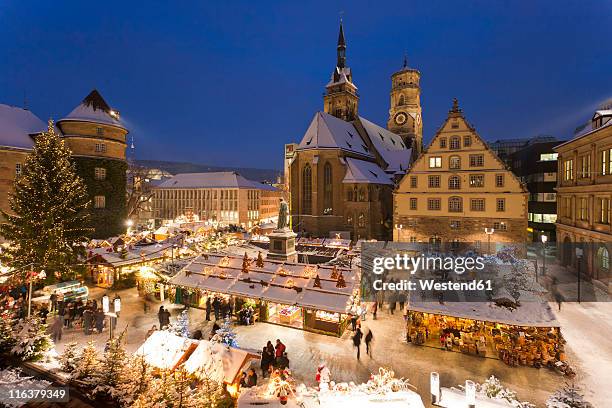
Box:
135;330;197;370
407;300;559;327
58;89;126;130
343;157;393;185
184;340;259;384
594;109;612;117
170;253;357;314
0;104;45;149
297;112;374;158
87;240;176;267
358;116;411;172
154;172;277;190
326;67;356;88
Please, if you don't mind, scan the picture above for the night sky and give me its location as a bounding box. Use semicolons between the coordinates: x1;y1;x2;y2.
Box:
1;1;610;170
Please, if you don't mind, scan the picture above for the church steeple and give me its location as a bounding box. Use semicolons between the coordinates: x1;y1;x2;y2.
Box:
324;21;359;122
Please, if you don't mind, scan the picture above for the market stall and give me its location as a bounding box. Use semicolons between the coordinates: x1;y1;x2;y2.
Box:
406;300;564;369
169;254;357;336
135;330;198;371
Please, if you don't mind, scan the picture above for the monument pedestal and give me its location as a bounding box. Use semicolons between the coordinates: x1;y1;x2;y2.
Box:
267;228;297;263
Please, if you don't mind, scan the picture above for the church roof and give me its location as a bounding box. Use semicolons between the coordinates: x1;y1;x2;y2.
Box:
297;111;374;158
343;157;393;185
358;116;412;172
59;89;126;130
154;171;277;191
0;104;45;149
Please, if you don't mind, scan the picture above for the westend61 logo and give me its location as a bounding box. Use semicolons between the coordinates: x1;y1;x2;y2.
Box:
372;254;486;275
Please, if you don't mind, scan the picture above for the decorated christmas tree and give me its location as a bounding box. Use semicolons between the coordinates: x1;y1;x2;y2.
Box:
72;341;102;388
0;120;91;283
93;332;127;398
336;271;346;288
10;316;53;362
313;274;322;288
330;266;339;280
59;342;79;373
242;252;251;273
547;383;593;408
168;310;190;338
131;368;174;408
211;316;238;347
115;355;154;407
256;251;265;268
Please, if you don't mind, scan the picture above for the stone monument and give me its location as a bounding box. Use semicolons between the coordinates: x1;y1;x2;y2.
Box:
267;198;297;263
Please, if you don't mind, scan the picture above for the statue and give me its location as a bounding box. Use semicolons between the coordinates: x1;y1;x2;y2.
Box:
277;198;290;230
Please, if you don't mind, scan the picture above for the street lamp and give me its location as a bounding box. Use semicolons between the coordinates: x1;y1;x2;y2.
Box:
126;219;134;234
540;234;548;281
102;294;116;339
430;372;440;404
465;380;476;408
484;227;495;255
395;224;403;241
575;247;583;303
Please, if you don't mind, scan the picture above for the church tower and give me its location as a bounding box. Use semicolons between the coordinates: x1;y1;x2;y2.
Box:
323;22;359;121
387;56;423;157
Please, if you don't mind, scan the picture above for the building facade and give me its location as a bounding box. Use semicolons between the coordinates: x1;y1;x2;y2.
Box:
289;23;415;240
555;108;612;289
1;90;128;239
152;172;280;228
489;135;557;167
509;140;563;242
394;99;528;247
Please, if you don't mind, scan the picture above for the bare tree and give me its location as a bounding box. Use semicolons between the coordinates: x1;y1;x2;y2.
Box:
126;162;156;220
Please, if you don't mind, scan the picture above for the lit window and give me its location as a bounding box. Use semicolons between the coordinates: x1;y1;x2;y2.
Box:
495;174;504;187
449;136;460;150
428;175;441;188
428;198;441;211
599;198;610;224
429;156;442;168
470;199;485;211
469;154;484;167
540;153;558;161
493;222;507;231
579;197;588;221
496;198;506;212
94;195;106;209
94;167;107;180
469;174;484;187
564;159;574;181
579;155;591;178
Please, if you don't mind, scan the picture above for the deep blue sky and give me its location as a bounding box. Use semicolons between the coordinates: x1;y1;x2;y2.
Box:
1;1;610;169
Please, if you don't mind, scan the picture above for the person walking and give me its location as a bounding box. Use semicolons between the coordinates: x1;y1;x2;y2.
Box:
162;308;171;328
205;297;212;321
83;308;92;335
49;291;57;313
372;301;378;320
260;346;273;377
213;297;220;321
365;328;373;357
51;316;63;343
158;306;165;328
274;339;286;365
94;309;105;334
352;327;363;360
350;313;358;331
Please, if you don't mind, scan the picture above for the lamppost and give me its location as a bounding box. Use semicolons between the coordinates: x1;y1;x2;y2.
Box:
575;247;583;303
395;224;403;241
484;227;495;255
540;234;548;282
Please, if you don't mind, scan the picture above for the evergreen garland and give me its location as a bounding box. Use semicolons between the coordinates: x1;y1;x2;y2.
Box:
0;120;91;283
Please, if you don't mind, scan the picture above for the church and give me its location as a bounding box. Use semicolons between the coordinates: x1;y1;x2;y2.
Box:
288;22;421;240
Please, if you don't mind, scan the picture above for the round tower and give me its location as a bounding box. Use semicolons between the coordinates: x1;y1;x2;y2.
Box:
57;89;128;238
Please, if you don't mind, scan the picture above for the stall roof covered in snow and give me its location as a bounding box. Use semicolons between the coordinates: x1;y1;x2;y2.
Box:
87;240;178;267
343;157;393;185
183;339;259;384
407;300;559;328
154;172;277;191
0;104;45;149
297;111;374;158
135;330;197;370
170;254;358;314
358;116;412;172
58;89;126;130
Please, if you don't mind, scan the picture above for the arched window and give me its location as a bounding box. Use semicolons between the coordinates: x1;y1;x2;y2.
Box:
358;188;366;202
302;164;312;215
449;175;461;190
449;156;461;170
323;162;333;214
449;196;463;212
398;94;405;106
358;213;365;227
598;246;610;271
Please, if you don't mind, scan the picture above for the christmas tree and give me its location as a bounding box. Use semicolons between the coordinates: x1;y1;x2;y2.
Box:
168;310;190;338
59;342;79;373
330;266;339;280
256;251;265;268
131;368;174;408
93;332;127;398
115;355;154;407
0;314;15;354
10;316;53;362
242;252;250;273
0;120;91;284
72;341;102;388
313;274;322;288
211;316;238;348
547;383;593;408
336;271;346;288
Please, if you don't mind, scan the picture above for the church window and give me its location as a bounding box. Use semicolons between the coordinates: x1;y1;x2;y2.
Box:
450;136;460;150
449;156;461;169
323;162;333;214
302;165;312;215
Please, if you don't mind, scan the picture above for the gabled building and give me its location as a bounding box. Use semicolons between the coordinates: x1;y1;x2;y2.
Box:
288;23;416;240
394;99;528;247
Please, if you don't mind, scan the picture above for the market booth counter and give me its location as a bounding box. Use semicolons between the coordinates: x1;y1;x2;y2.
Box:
406;300;565;369
169;254;358;336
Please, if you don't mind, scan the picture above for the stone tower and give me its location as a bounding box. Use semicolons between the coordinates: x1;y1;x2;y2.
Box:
323;22;359;121
387;56;423;157
56;89;129;238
